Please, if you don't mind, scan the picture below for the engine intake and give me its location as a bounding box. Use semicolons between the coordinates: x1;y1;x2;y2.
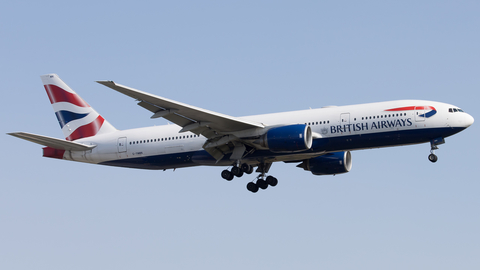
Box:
256;124;313;153
299;151;352;175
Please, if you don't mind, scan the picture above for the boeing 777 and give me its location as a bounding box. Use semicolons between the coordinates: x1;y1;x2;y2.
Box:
8;74;474;192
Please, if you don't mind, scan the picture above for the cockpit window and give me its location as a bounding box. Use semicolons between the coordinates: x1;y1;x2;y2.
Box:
449;108;465;113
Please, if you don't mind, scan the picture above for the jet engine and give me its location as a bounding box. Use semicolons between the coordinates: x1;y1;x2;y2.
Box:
256;124;313;153
298;151;352;175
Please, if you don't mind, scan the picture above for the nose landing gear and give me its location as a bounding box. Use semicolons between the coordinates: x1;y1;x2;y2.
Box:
428;137;445;163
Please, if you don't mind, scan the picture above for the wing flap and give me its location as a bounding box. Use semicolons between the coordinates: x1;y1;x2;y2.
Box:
8;132;96;151
137;101;163;114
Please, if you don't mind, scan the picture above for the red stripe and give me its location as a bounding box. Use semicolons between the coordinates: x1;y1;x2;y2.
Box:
385;106;415;111
44;84;90;107
66;115;105;141
385;106;435;111
43;147;65;159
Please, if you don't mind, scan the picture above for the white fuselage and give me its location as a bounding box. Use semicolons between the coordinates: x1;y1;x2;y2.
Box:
67;100;473;170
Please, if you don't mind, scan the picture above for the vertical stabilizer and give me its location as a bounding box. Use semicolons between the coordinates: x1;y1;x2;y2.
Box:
41;74;117;141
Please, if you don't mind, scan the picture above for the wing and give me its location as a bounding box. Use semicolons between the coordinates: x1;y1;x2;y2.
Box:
8;132;96;151
96;81;264;138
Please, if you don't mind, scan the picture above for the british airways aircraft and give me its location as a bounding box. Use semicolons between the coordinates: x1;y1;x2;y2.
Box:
9;74;474;193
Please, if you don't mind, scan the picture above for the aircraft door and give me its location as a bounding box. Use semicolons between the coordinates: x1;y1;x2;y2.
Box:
117;137;127;153
341;113;350;124
414;106;425;122
340;113;351;134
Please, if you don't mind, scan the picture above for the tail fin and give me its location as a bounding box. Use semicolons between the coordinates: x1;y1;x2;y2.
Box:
41;74;117;141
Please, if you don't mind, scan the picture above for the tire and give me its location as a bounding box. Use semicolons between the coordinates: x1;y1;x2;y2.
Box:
266;176;278;187
231;166;243;177
221;170;233;181
428;154;438;163
241;163;253;174
247;182;259;193
257;179;268;189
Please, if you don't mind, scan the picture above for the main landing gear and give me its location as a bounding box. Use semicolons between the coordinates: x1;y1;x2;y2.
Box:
246;175;278;193
428;137;445;163
221;162;278;193
221;163;254;181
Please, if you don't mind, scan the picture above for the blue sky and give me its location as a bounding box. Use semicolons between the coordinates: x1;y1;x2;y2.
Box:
1;1;479;269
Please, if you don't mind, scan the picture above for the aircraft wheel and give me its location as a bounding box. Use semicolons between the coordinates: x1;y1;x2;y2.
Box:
266;176;278;187
221;170;234;181
247;182;259;193
257;179;268;190
428;154;438;163
231;166;242;177
241;163;253;174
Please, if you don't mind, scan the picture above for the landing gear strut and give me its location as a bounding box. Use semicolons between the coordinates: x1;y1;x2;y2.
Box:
428;137;444;163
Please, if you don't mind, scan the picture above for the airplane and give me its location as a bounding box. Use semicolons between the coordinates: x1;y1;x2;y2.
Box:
8;74;474;193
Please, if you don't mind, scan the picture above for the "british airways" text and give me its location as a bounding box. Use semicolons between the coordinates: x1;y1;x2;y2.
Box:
330;118;413;133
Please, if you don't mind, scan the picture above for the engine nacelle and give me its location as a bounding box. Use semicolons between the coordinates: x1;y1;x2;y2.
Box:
300;151;352;175
256;124;313;153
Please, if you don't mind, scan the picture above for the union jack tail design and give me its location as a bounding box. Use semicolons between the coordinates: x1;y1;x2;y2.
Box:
41;74;117;141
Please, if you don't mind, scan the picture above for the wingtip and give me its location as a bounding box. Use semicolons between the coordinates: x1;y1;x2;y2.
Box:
96;80;115;85
7;132;20;136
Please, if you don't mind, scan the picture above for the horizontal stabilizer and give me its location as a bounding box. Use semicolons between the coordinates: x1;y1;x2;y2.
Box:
7;132;96;151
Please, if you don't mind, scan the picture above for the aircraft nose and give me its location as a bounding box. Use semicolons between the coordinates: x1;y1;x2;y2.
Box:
464;113;474;127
